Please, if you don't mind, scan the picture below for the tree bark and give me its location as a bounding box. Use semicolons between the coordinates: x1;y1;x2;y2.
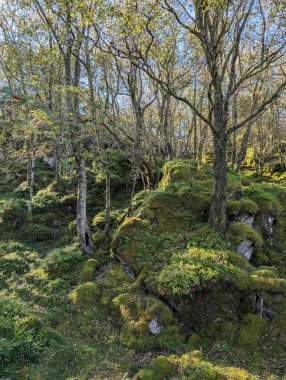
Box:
76;156;94;255
208;131;227;233
27;155;35;222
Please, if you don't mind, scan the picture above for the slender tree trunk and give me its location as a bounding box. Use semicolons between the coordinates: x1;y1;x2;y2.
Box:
104;165;111;235
27;155;35;222
76;156;94;255
236;123;252;171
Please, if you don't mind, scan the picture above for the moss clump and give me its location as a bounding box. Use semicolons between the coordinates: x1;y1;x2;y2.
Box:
158;247;247;296
160;159;197;187
111;217;154;270
92;231;106;245
69;282;100;308
0;252;29;276
92;209;122;229
238;314;265;351
113;293;182;351
227;223;263;248
97;264;132;306
43;244;83;278
250;268;286;293
32;189;60;212
240;199;259;215
226;200;241;216
134;350;259;380
20;223;55;242
136;356;176;380
241;184;282;215
0;199;27;229
78;259;99;282
60;193;77;212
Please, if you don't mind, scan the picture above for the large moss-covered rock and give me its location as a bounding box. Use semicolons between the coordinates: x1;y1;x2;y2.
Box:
113;293;183;351
111;160;286;332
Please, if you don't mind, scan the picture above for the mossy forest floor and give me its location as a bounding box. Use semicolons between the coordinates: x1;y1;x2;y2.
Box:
0;156;286;379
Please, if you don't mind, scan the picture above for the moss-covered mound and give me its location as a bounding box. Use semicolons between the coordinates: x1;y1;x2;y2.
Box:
133;350;260;380
112;160;286;330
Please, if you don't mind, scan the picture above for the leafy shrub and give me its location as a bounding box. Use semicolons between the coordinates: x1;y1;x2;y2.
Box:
12;181;29;197
0;252;29;276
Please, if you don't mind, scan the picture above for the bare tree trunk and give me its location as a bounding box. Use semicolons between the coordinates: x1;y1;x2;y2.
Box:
236;123;252;171
104;164;111;235
76;156;94;255
27;155;35;222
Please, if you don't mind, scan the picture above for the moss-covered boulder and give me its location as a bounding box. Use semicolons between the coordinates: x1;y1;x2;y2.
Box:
111;160;286;334
113;293;183;351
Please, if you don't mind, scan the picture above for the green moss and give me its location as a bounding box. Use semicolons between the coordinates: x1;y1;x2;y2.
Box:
92;231;106;245
241;184;282;215
78;259;99;282
43;244;83;278
238;314;265;351
69;282;100;308
226;200;241;216
158;247;247;296
60;193;77;208
227;223;263;248
20;223;55;242
0;199;27;229
97;264;132;305
32;189;60;212
113;293;182;351
136;356;176;380
0;252;29;276
240;199;259;215
160;159;197;187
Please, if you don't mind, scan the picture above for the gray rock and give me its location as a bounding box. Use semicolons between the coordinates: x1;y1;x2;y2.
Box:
238;213;254;226
43;156;55;169
149;318;162;335
237;238;254;260
124;265;136;280
255;213;275;236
